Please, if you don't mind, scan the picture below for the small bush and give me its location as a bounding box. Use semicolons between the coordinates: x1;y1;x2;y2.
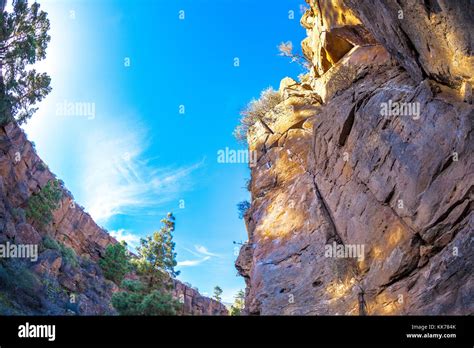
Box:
111;279;180;316
42;236;78;268
122;279;145;292
36;161;48;171
111;281;144;315
237;200;251;219
233;87;282;142
11;207;26;222
26;179;63;228
244;178;252;192
99;242;132;285
139;290;180;315
61;246;78;268
0;259;40;297
277;41;311;70
42;235;61;250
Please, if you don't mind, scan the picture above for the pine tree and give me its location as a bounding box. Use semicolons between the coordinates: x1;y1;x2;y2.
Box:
111;279;181;316
230;289;245;315
134;212;180;289
111;213;182;315
213;285;223;302
0;0;51;125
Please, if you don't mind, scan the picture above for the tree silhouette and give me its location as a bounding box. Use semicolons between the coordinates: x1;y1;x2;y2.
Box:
0;0;51;125
213;285;223;302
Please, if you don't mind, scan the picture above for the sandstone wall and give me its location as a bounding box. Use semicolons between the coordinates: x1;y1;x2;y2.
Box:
0;122;115;259
172;280;228;315
236;0;473;315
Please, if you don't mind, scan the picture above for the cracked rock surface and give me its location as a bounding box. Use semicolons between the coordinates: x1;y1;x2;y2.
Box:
236;0;473;315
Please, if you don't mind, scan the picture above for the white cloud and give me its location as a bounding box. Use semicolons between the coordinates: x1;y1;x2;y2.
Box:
194;245;221;257
177;256;211;267
109;229;140;248
80;123;203;223
177;245;222;268
182;247;202;258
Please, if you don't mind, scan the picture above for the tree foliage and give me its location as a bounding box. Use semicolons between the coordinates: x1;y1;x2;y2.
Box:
42;236;79;268
26;179;62;229
111;213;182;315
277;41;311;70
230;289;245;316
111;279;181;316
140;289;180;315
237;200;251;219
213;285;223;302
233;87;282;143
99;241;131;285
0;0;51;125
133;212;179;289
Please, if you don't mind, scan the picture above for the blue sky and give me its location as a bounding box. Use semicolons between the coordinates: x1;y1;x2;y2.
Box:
21;0;307;303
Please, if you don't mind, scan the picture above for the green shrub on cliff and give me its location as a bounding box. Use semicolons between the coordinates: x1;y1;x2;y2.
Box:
99;241;131;285
0;0;52;125
111;279;180;315
61;245;78;268
0;259;41;299
42;236;78;268
139;289;180;315
42;235;61;251
277;41;311;70
237;200;251;219
26;179;62;228
233;87;282;142
11;207;26;223
111;279;145;315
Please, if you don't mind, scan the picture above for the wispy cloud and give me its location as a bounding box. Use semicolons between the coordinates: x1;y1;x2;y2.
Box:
178;245;221;268
194;245;222;258
109;229;140;248
80;123;203;222
177;256;211;267
182;247;203;258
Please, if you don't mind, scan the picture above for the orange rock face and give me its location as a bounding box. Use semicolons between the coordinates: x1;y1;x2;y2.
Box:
236;1;473;315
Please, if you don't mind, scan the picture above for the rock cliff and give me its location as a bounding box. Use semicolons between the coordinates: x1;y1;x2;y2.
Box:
172;280;228;315
236;0;473;315
0;121;227;315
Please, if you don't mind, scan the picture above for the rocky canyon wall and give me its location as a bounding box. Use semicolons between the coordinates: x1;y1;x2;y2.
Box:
0;121;226;315
172;280;228;315
236;0;473;315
